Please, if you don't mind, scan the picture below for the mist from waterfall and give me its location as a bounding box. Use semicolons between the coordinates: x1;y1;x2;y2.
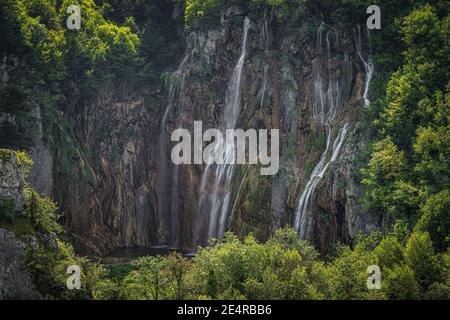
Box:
354;25;374;107
157;34;197;247
198;17;251;243
293;23;351;239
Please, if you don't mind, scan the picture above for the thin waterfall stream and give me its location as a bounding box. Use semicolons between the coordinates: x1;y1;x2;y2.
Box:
293;23;351;239
355;25;374;107
198;17;251;242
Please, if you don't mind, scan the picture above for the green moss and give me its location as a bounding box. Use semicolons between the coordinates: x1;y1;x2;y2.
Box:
0;215;36;236
305;159;313;179
0;148;32;167
307;129;326;152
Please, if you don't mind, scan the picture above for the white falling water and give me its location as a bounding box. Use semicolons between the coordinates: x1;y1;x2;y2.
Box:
354;25;374;107
198;17;251;241
261;10;270;51
294;123;350;238
259;64;269;109
258;12;270;110
158;34;197;245
293;23;350;239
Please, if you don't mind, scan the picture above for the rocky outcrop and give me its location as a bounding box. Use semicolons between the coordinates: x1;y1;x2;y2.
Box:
0;228;43;299
0;150;25;213
0;151;43;299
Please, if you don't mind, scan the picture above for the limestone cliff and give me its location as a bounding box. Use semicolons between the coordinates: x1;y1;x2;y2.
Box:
1;4;380;255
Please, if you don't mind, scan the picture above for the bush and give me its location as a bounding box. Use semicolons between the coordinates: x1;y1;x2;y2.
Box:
417;190;450;251
23;187;63;235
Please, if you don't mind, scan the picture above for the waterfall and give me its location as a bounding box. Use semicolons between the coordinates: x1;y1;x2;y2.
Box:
261;10;270;51
294;123;350;238
293;23;350;239
258;12;271;110
354;25;374;107
157;34;196;246
312;23;342;125
198;17;251;242
331;123;350;162
258;64;269;109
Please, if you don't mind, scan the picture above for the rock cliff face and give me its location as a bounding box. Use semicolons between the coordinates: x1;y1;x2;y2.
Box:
151;9;379;253
4;5;380;255
0;153;42;299
0;228;43;300
0;150;25;213
60;87;163;254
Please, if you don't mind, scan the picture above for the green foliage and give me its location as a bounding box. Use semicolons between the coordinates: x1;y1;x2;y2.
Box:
0;148;33;173
27;238;107;299
12;0;141;86
384;264;420;299
423;282;450;300
23;187;63;234
166;252;192;300
326;243;384;299
0;215;36;235
404;231;439;288
185;0;229;30
417;190;450;251
374;235;404;270
307;129;327;152
185;0;308;31
120;256;171;300
361;3;449;255
105;228;449;300
107;263;135;280
92;278;121;300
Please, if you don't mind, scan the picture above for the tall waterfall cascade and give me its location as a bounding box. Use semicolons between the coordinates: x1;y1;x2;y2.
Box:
293;23;352;239
198;17;251;242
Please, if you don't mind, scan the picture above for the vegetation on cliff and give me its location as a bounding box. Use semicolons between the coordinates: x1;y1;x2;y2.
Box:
0;149;106;299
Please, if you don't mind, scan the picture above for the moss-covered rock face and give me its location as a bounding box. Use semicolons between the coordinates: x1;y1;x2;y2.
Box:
0;149;26;216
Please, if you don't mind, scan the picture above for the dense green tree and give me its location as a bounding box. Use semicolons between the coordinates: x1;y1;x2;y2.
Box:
417;190;450;251
374;235;404;270
166;252;192;299
384;264;420;300
326;244;382;299
361;4;449;255
404;231;439;288
121;256;169;300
